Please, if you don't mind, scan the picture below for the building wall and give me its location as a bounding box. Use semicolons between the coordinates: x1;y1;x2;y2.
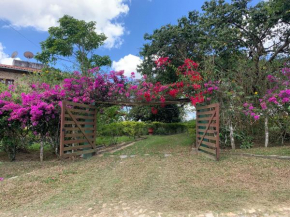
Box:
0;69;27;85
13;60;44;70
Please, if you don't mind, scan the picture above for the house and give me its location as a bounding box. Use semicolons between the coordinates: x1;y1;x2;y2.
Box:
0;60;43;85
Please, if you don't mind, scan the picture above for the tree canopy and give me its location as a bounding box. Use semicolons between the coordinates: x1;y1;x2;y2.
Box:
35;15;112;74
139;0;290;80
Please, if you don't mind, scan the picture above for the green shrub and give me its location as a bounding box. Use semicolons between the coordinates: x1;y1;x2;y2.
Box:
98;121;195;137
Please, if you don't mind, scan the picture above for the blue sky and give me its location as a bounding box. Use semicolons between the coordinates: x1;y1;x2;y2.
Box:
0;0;261;120
0;0;261;74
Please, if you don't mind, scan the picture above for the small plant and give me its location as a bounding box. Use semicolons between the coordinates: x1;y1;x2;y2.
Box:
43;177;58;184
240;135;253;149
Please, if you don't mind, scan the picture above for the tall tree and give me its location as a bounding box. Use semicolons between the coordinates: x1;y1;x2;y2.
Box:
201;0;290;89
35;15;111;74
138;11;206;83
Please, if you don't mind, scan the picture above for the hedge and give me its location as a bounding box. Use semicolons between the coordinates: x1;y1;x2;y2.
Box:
97;121;196;138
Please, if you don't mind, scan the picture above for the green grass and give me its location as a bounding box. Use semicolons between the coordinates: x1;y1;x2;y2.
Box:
113;133;194;155
229;145;290;156
96;135;136;146
1;134;290;216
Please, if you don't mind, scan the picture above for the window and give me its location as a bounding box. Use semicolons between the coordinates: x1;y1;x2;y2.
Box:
0;79;14;85
6;79;14;85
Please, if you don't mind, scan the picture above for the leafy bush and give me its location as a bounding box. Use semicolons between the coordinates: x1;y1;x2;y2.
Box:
98;121;195;137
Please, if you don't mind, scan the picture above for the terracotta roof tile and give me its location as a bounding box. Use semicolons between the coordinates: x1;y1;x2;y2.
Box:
0;64;41;72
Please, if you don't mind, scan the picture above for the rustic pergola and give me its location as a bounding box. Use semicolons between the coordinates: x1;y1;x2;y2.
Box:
59;99;220;160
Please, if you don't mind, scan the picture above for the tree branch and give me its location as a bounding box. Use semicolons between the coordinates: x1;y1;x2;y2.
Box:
268;35;290;62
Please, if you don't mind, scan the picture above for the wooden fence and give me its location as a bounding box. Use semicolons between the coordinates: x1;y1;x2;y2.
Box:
60;101;97;158
196;103;220;160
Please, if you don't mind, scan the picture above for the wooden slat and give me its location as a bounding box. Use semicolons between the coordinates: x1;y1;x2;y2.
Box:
197;150;217;160
197;135;217;141
64;127;94;131
64;114;95;120
65;101;96;109
196;109;216;149
196;123;218;127
66;108;95;114
63;144;92;151
199;145;216;155
197;138;217;148
195;103;220;161
197;129;217;134
196;110;216;116
64;121;94;125
65;133;95;137
60;100;98;158
63;149;96;158
197;116;217;121
66;108;98;151
63;139;95;145
197;103;219;110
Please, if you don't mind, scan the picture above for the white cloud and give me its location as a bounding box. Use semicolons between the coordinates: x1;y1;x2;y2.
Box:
0;0;129;48
112;54;142;78
0;42;20;65
183;104;196;121
263;21;289;51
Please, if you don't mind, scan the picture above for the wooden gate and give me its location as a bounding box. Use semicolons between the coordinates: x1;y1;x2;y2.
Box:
60;101;97;158
195;103;220;160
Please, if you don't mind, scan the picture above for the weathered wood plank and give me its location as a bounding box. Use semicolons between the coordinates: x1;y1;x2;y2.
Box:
196;103;219;110
64;121;94;125
197;116;217;121
196;123;218;127
66;108;98;151
197;150;217;160
197;129;217;134
63;139;95;145
64;114;95;120
65;133;95;137
64;127;94;131
199;145;216;155
65;101;96;109
196;139;217;148
63;144;92;151
66;108;95;114
197;135;217;141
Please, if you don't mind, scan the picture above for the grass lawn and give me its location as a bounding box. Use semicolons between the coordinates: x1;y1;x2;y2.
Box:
228;145;290;156
0;134;290;216
96;135;136;146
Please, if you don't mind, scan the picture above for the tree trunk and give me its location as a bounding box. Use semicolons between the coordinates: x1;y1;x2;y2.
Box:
229;120;235;149
40;141;44;162
265;117;269;148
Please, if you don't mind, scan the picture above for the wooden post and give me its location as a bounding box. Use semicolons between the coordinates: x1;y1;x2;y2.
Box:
60;100;66;158
216;104;220;161
40;140;44;162
194;107;199;153
265;116;269;148
93;109;97;151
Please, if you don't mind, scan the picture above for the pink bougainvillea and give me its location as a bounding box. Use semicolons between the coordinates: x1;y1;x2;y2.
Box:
243;64;290;120
0;57;211;133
